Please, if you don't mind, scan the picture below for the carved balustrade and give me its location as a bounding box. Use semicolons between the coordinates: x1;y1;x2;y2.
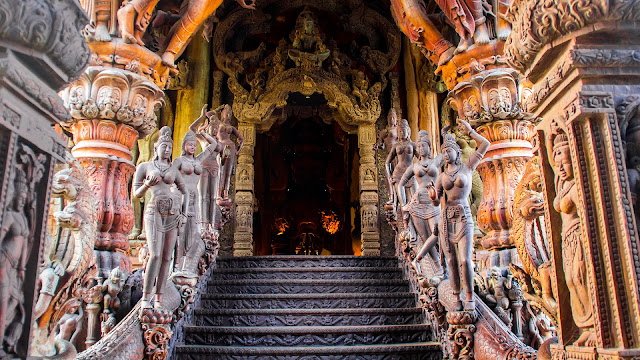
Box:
504;0;640;358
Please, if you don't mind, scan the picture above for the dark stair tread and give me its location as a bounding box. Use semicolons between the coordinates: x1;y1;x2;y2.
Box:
217;256;397;260
193;307;423;315
184;324;430;334
212;267;402;273
175;342;441;355
208;279;409;285
200;292;416;299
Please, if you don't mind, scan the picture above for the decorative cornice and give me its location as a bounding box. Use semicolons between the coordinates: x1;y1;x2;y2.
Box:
504;0;608;73
0;0;90;88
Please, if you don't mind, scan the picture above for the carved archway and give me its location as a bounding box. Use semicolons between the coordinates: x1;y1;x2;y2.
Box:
212;3;401;255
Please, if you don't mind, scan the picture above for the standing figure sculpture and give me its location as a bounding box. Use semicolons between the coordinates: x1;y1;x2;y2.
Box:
385;118;418;222
0;169;29;356
132;127;189;310
174;126;223;275
548;127;595;346
216;104;245;205
116;0;256;66
189;105;223;230
399;130;443;276
431;120;489;311
374;108;399;151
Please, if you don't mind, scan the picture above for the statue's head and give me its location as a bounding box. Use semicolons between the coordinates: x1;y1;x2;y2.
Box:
109;267;123;284
221;104;232;124
416;130;431;158
489;266;501;279
387;108;398;127
153;126;173;161
442;133;462;165
182;131;198;156
552;133;572;181
398;119;410;140
11;168;28;210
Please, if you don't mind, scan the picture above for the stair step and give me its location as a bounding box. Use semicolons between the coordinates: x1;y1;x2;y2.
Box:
183;324;431;347
216;256;398;269
174;342;442;359
199;292;417;309
192;307;423;327
211;267;403;280
206;279;410;294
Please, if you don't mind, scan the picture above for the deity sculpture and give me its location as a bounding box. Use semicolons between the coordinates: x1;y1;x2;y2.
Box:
483;266;513;310
398;130;443;276
373;108;399;151
385;118;418;221
132;127;189;310
0;169;30;357
174;126;224;275
215;104;245;205
431;119;489;311
547;126;595;346
189;105;224;230
116;0;256;66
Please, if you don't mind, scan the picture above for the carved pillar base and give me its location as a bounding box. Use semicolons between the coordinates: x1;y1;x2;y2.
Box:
446;310;478;360
359;124;381;255
233;123;256;256
60;65;163;277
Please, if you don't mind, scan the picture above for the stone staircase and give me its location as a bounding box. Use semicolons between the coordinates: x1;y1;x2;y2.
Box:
173;256;442;359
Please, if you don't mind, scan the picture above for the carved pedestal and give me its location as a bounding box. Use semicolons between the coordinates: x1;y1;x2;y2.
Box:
505;2;640;358
60;66;163;277
359;124;381;256
446;311;478;360
139;308;173;360
441;44;537;264
233;123;256;256
0;0;90;357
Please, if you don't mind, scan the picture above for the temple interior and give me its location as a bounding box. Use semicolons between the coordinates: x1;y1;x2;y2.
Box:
1;0;640;359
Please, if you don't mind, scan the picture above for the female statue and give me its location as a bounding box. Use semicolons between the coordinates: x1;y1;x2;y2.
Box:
548;129;595;346
398;130;443;276
374;108;399;151
0;169;29;357
431;119;489;311
216;104;245;204
385;118;418;220
189;105;224;229
173;128;223;275
132;127;189;310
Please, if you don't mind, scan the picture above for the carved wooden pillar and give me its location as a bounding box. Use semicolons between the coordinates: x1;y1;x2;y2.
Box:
60;66;163;277
233;123;256;256
358;124;381;256
505;2;640;358
0;0;90;357
440;45;536;265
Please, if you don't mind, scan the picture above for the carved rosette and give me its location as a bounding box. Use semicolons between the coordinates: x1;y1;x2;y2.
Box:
60;66;163;275
446;311;478;360
139;308;173;360
447;65;538;251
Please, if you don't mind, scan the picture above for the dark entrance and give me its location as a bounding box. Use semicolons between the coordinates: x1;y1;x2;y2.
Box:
253;114;357;255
